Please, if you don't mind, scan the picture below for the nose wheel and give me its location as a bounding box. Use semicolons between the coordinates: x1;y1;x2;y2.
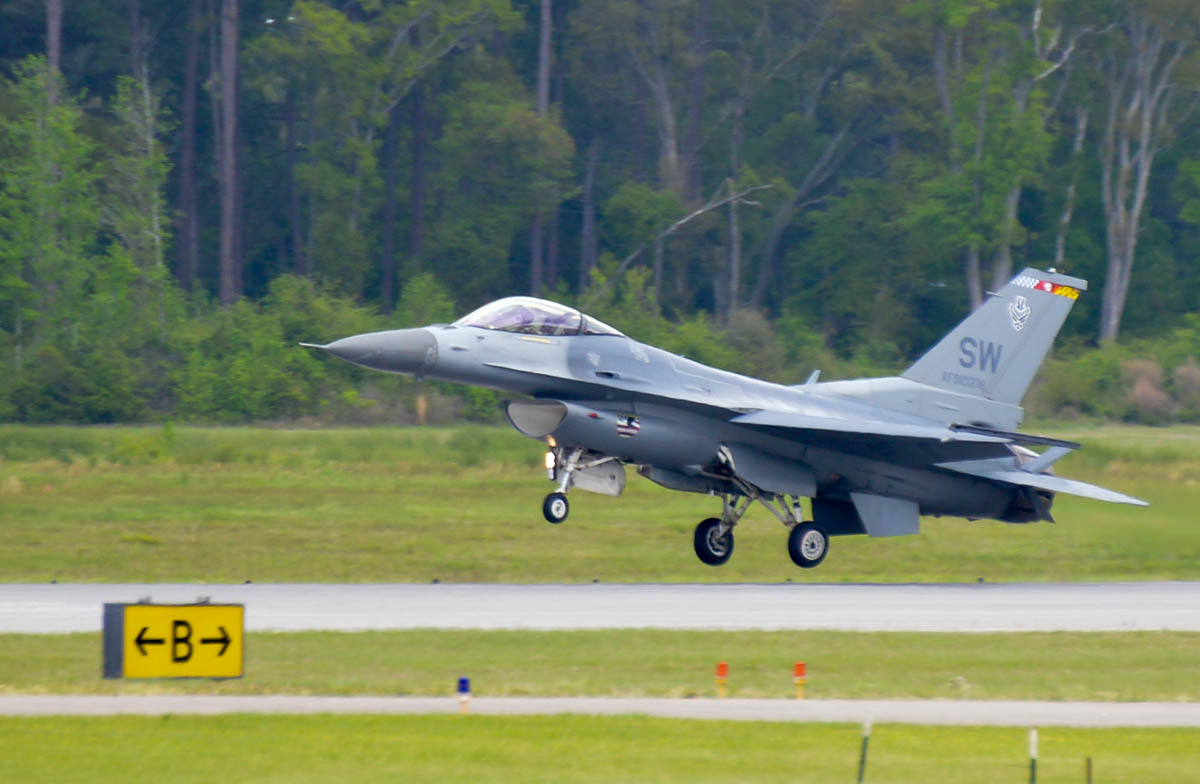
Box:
543;492;569;524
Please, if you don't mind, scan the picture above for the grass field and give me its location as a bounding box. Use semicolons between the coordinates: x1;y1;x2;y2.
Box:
1;715;1196;783
3;629;1198;701
1;424;1197;583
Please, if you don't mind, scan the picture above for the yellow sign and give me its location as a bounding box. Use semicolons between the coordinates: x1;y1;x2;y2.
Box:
103;603;244;679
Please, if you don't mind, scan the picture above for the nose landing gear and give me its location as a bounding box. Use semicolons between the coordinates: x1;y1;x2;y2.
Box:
543;492;569;524
542;447;582;524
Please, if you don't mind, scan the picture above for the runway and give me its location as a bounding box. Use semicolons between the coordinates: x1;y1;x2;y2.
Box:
2;695;1198;726
2;581;1198;633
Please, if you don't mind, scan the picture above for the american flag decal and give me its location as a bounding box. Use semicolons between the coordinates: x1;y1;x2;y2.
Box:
616;415;641;437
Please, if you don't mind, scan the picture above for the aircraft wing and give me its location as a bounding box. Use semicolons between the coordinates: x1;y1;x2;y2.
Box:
936;460;1149;506
730;410;1013;444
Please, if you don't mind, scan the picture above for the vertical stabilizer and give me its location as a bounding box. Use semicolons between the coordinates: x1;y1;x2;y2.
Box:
901;268;1086;406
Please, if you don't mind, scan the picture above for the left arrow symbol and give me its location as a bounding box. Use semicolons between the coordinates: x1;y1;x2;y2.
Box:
135;626;165;656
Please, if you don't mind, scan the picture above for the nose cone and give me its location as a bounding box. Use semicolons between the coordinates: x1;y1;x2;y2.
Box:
316;328;438;375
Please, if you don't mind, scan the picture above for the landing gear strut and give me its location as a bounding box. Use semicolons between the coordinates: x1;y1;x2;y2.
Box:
542;447;582;523
692;495;751;566
541;446;620;524
691;474;829;568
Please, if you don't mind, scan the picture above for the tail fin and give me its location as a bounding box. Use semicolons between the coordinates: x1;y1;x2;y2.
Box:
902;268;1086;406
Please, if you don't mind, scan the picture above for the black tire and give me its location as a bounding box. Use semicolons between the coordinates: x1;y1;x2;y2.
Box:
542;492;569;524
788;522;828;568
694;517;734;566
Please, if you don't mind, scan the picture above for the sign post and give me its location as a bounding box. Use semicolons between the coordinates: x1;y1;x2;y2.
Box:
794;661;807;699
103;603;244;679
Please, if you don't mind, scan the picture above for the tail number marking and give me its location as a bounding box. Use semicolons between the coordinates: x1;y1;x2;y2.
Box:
959;337;1003;373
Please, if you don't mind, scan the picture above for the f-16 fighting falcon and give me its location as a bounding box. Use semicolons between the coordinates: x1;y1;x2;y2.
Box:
304;268;1146;569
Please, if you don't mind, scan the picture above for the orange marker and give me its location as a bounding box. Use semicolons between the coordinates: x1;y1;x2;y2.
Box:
794;662;807;700
716;662;729;699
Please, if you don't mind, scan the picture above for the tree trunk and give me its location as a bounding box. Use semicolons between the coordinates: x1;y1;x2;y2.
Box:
528;0;553;296
653;237;664;300
966;57;991;310
653;73;685;199
727;178;740;320
547;203;559;291
965;245;982;311
580;138;599;290
46;0;62;104
208;0;222;293
128;0;144;79
381;100;399;311
286;87;305;276
217;0;239;305
536;0;552;116
530;213;544;295
233;62;244;296
176;0;201;291
1054;107;1088;267
991;184;1020;291
409;33;427;270
684;0;710;203
1097;11;1186;343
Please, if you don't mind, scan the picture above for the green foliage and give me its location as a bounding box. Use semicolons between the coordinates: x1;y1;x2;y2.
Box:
0;57;98;353
395;272;456;327
430;55;575;304
10;345;144;423
174;277;388;422
1028;318;1200;424
2;2;1200;423
601;183;682;257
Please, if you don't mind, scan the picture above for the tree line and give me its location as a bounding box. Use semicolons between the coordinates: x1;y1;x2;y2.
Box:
1;0;1199;424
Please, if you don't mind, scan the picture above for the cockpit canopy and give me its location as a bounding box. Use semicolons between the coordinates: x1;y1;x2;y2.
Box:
454;296;625;337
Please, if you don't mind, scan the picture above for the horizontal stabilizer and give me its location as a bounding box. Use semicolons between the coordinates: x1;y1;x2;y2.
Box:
732;410;1011;444
851;493;920;537
950;424;1080;450
937;460;1149;506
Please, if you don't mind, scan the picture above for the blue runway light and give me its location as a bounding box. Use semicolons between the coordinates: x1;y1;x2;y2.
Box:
458;676;471;714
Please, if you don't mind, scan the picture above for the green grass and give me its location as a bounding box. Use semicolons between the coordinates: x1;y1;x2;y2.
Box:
0;424;1197;582
0;715;1196;783
3;630;1198;701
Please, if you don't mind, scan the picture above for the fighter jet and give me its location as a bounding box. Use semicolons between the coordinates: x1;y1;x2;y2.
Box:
304;267;1146;568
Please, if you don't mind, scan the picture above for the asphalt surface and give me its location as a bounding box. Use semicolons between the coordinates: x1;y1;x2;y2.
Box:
2;581;1198;633
2;696;1198;726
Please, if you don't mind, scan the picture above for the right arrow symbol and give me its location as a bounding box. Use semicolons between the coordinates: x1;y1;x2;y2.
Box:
135;626;165;656
200;626;231;656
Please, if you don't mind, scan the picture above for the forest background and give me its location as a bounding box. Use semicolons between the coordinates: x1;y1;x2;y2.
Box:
2;0;1199;426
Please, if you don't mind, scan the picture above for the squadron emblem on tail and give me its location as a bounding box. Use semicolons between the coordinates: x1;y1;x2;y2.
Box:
1009;295;1031;331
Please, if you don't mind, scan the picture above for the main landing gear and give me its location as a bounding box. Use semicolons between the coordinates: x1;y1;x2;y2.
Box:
692;481;829;569
787;522;828;569
692;496;749;566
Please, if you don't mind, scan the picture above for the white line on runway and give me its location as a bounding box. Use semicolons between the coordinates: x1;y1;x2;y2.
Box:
1;582;1198;633
2;696;1198;727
